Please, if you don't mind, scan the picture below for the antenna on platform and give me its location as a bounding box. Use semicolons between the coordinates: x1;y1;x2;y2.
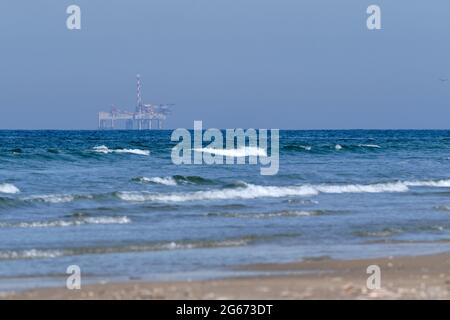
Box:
136;74;142;112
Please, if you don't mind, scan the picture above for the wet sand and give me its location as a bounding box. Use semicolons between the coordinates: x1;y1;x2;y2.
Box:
4;252;450;299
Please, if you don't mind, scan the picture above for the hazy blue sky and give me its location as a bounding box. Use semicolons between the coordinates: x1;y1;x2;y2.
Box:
0;0;449;129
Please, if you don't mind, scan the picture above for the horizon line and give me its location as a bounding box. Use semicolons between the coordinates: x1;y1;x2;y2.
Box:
1;128;450;131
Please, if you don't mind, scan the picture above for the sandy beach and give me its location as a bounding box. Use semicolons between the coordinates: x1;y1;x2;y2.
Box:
4;252;450;300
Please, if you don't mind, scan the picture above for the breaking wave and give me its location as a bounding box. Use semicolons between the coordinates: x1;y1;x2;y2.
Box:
117;179;450;203
0;183;20;194
282;144;312;151
193;146;267;157
117;184;318;202
0;216;131;229
22;194;93;204
0;249;64;260
6;179;450;207
358;144;381;148
282;143;382;153
132;175;215;186
116;181;410;203
134;176;178;186
93;145;150;156
404;179;450;187
0;237;255;261
207;210;329;219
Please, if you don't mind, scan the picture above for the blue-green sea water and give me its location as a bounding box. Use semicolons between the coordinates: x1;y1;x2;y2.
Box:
2;130;450;290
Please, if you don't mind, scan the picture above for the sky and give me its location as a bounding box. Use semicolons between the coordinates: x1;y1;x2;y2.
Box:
0;0;449;129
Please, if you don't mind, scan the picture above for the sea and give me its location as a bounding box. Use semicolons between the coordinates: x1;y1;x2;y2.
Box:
2;130;450;290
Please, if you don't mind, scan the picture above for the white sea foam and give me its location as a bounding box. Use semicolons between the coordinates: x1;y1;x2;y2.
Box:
24;194;76;204
83;216;130;225
313;179;450;195
93;145;150;156
404;179;450;187
335;144;342;150
240;211;323;219
358;144;381;148
0;183;20;194
17;179;450;207
114;148;150;156
117;181;413;203
193;146;267;157
314;182;409;193
0;249;63;260
117;184;319;202
93;145;114;154
127;179;450;200
138;176;178;186
23;193;96;204
0;216;131;229
161;239;248;250
0;238;248;260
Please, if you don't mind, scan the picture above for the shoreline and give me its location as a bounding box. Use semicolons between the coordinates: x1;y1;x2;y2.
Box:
4;252;450;299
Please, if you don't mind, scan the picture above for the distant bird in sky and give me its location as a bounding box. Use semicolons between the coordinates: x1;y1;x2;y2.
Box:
439;77;449;82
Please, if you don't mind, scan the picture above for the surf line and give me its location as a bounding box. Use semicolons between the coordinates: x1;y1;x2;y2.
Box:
170;121;279;175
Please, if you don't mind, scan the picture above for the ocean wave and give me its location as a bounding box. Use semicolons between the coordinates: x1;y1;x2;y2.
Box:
222;180;249;189
193;146;267;157
11;178;450;207
207;210;328;219
0;183;20;194
0;237;252;261
133;176;178;186
116;181;410;203
132;175;215;186
285;199;319;205
314;182;408;193
282;144;312;151
0;193;97;207
0;216;131;229
0;249;64;260
281;142;384;154
93;145;150;156
354;228;403;237
116;184;319;202
19;193;101;205
0;196;18;208
434;205;450;212
364;239;450;245
10;148;23;154
173;175;216;185
358;144;381;148
23;194;77;204
248;210;328;218
355;224;450;238
404;179;450;187
335;143;382;150
310;178;450;195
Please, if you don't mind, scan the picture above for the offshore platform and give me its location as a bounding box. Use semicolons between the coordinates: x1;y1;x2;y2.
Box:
98;75;172;130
